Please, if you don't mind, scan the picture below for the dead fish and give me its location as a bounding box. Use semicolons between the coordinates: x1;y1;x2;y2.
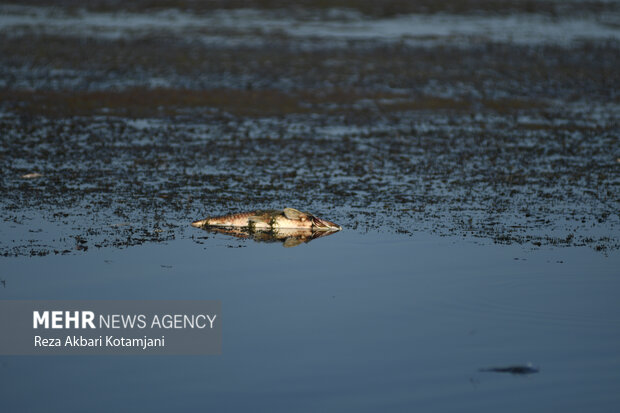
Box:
204;226;339;248
191;208;341;231
479;364;539;375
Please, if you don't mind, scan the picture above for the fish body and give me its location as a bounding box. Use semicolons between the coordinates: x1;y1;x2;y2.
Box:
191;208;341;231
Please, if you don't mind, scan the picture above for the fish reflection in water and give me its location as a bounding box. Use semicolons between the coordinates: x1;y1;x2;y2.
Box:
198;226;340;248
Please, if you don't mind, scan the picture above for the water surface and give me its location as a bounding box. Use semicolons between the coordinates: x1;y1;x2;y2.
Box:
1;229;618;412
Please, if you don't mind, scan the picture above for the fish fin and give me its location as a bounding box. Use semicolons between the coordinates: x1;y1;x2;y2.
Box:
283;237;304;248
248;215;271;230
283;208;307;220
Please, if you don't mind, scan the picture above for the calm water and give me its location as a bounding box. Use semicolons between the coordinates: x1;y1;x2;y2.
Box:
1;229;618;412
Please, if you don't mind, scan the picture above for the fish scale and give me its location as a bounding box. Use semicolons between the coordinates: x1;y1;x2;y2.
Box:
208;210;273;227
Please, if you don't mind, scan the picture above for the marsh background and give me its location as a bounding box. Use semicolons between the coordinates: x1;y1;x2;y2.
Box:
0;1;619;412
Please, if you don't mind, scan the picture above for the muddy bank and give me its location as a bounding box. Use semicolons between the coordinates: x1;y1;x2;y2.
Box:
2;105;617;256
0;2;618;256
7;0;620;17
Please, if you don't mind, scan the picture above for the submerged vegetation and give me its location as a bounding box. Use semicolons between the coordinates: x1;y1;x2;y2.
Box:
0;1;618;256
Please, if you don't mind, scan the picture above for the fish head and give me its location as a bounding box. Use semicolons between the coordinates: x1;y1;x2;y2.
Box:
308;214;342;231
283;208;341;231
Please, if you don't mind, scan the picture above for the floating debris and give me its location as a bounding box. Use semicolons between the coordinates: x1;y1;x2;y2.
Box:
20;172;43;179
479;364;539;375
110;222;132;228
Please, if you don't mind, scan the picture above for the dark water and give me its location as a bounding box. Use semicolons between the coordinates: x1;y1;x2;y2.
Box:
1;229;619;412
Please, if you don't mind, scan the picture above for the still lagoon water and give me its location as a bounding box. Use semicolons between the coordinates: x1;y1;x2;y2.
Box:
1;228;618;412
